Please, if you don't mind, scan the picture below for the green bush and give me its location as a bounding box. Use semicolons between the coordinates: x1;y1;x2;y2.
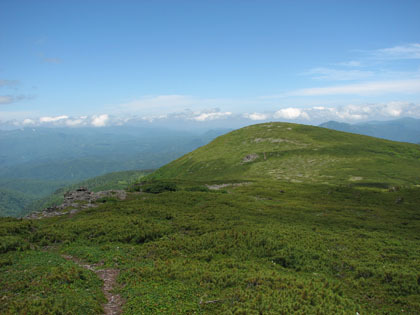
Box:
185;185;210;192
142;182;178;194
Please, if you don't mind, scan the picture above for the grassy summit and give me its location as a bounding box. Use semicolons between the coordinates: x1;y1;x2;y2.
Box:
1;122;420;314
151;122;420;185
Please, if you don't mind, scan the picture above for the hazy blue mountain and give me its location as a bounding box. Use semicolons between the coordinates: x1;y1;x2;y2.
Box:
0;126;230;216
0;127;231;178
319;117;420;143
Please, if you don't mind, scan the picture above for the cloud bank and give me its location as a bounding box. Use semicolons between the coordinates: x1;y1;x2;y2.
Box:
243;102;420;123
372;43;420;60
91;114;109;127
3;101;419;129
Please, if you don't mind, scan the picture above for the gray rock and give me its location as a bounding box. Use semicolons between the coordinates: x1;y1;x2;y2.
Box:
242;154;259;163
25;187;127;219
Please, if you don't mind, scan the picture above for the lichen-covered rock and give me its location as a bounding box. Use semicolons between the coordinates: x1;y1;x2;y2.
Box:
242;154;259;163
25;188;127;219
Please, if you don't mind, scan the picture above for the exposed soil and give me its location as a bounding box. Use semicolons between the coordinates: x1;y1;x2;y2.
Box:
206;182;251;190
62;255;124;315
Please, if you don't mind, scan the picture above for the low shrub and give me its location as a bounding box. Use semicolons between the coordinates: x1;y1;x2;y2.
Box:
142;182;178;194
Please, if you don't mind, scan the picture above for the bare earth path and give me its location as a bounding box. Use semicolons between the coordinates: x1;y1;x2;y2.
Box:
62;255;124;315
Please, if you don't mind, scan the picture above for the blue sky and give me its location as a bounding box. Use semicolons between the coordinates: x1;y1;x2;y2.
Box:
1;0;420;128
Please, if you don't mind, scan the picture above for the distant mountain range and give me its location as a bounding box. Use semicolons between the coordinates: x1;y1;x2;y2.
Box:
319;117;420;144
0;126;231;216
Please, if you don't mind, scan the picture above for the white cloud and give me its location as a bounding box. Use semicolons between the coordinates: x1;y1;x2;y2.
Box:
192;111;232;122
376;101;414;117
288;79;420;96
39;115;69;123
134;108;235;123
381;104;402;117
373;43;420;60
326;105;369;121
133;109;234;123
274;108;309;120
304;67;373;81
244;112;269;120
3;100;420;130
22;118;35;125
65;118;86;126
2;114;110;127
253;102;420;124
91;114;109;127
138;114;168;123
226;102;420;123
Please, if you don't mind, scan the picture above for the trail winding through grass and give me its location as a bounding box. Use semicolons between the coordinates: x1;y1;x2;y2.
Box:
62;255;123;315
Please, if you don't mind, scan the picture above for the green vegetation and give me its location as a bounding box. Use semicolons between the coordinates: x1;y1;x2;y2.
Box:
0;188;34;218
29;170;153;214
0;250;104;314
0;170;152;217
0;126;229;217
0;179;70;217
1;122;420;314
150;122;420;186
131;181;178;194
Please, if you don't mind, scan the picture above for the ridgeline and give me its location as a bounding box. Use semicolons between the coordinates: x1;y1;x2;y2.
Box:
1;122;420;314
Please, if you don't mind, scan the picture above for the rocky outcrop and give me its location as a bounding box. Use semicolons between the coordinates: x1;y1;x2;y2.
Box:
25;187;127;219
242;154;259;163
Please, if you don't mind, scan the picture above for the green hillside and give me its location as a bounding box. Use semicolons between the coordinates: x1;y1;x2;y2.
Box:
0;179;69;217
150;122;420;185
0;126;229;217
0;170;152;217
26;170;153;215
0;188;35;217
1;123;420;314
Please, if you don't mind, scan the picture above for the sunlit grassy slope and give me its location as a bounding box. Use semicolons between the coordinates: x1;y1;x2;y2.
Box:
150;122;420;185
1;122;420;314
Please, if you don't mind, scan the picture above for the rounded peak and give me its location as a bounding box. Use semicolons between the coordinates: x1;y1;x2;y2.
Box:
150;122;420;186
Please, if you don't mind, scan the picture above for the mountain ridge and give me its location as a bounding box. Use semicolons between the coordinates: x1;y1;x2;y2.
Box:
150;122;420;186
319;117;420;143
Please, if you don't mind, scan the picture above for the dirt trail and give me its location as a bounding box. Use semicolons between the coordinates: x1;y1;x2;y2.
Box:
62;255;124;315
